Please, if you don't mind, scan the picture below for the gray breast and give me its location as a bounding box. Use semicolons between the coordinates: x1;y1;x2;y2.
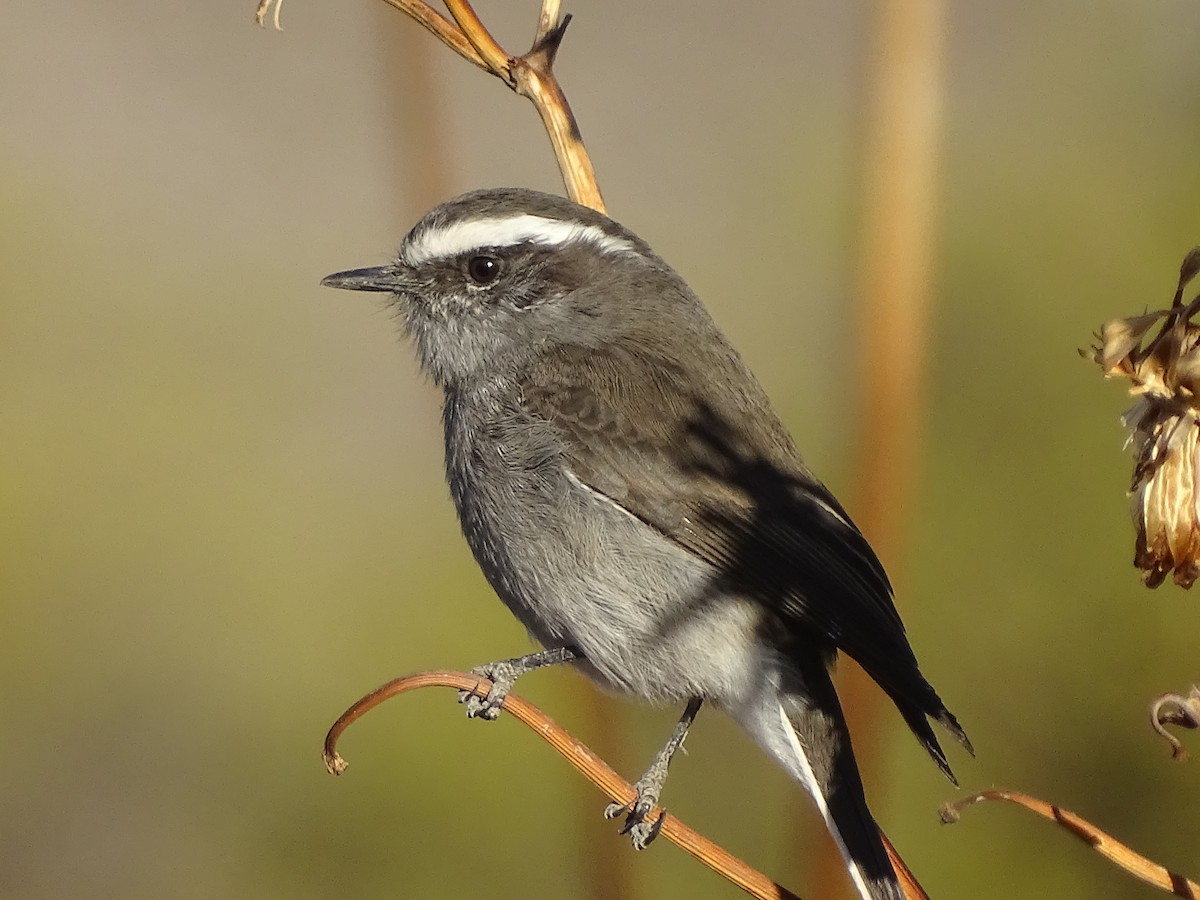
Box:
441;384;765;707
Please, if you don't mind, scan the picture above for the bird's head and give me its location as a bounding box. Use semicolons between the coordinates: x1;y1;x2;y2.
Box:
322;188;683;389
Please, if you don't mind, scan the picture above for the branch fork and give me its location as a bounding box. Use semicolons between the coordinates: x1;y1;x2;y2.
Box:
257;0;603;210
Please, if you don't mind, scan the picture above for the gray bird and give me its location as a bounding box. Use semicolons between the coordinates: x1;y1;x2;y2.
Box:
323;187;971;900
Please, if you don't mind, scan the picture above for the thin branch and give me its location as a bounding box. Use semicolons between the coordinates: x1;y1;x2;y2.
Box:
376;0;602;208
509;17;605;212
254;1;604;209
325;670;802;900
535;0;563;46
442;0;514;81
323;670;928;899
378;1;602;209
941;789;1200;897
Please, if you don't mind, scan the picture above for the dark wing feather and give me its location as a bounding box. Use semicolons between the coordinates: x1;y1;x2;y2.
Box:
518;340;971;770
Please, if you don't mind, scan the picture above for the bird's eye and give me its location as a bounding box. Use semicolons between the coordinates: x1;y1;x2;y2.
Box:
466;254;502;285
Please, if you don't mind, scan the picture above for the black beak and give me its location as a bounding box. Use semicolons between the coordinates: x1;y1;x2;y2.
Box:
320;266;401;293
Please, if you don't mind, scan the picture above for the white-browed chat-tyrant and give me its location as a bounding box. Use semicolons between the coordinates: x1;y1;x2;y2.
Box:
323;188;972;900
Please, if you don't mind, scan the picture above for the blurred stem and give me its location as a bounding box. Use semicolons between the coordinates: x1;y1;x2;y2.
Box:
578;690;636;900
383;10;456;212
806;0;946;896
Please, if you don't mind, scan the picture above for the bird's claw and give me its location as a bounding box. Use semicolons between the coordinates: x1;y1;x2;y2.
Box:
604;787;664;849
457;664;512;720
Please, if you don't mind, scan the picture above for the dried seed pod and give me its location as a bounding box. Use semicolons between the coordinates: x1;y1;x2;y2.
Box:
1089;247;1200;587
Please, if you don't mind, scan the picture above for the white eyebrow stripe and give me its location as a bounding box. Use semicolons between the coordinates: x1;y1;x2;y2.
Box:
401;214;639;266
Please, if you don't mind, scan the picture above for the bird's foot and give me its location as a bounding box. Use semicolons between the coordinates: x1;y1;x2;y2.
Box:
458;660;522;720
457;647;581;720
604;697;701;850
604;762;668;850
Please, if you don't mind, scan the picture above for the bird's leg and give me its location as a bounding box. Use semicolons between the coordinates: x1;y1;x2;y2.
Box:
605;696;704;849
458;646;581;720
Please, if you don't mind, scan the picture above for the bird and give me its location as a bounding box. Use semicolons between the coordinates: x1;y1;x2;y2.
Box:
322;187;972;900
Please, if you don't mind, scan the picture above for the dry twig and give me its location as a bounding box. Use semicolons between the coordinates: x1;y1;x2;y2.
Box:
256;0;603;210
941;788;1200;897
324;670;802;900
1151;686;1200;761
255;0;284;30
324;671;931;900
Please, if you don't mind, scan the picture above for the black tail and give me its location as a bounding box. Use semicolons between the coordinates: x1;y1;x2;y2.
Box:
775;659;904;900
886;675;974;786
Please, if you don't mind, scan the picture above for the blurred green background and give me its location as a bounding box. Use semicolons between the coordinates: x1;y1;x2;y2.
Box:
3;2;1200;898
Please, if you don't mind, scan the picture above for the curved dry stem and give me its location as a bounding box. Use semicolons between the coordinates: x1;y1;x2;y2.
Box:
325;670;799;900
323;670;929;900
941;789;1200;897
1151;687;1200;761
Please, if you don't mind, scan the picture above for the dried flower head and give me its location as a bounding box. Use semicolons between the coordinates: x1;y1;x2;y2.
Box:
1088;247;1200;587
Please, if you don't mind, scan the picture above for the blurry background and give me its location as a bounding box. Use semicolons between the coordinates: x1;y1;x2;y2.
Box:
3;2;1200;898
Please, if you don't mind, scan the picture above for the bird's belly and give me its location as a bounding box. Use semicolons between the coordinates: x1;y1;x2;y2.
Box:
452;458;762;706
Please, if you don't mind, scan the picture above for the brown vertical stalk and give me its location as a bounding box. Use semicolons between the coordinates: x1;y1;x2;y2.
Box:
577;693;636;900
382;16;456;212
805;1;946;897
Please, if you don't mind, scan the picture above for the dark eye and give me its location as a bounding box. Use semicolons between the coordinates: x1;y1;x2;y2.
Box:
466;254;502;285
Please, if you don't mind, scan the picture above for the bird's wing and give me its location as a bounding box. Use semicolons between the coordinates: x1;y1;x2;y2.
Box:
517;341;969;770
